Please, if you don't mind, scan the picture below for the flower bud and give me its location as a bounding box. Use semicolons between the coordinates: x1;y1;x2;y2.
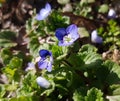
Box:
36;76;50;88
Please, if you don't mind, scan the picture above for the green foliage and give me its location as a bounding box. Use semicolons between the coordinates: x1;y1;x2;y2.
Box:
0;85;6;98
98;4;109;13
85;87;104;101
74;1;92;18
2;57;23;82
0;2;120;101
26;10;70;57
47;11;69;31
57;0;70;5
0;48;13;65
106;95;120;101
78;27;89;38
98;20;120;49
0;30;17;48
73;87;87;101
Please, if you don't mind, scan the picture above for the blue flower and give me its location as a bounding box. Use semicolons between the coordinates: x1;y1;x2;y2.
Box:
25;62;35;71
36;76;50;88
38;49;53;72
36;3;51;20
91;30;103;44
108;8;116;19
55;24;79;46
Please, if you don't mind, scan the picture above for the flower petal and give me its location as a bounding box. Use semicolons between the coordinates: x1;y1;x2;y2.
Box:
108;8;116;18
36;3;51;20
45;3;51;12
46;56;53;72
66;24;79;41
55;28;67;41
38;59;48;69
25;62;35;71
36;76;50;88
58;41;73;46
46;62;52;72
39;49;51;58
36;9;49;20
66;24;78;35
91;30;103;43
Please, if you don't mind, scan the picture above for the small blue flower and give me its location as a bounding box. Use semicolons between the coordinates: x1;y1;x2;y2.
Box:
36;76;50;88
38;49;53;72
108;8;116;19
25;62;35;71
36;3;51;20
91;30;103;44
55;24;79;46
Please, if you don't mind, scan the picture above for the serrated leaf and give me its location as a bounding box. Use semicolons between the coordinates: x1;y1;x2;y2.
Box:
0;31;17;48
73;87;86;101
80;44;98;53
82;52;102;65
103;60;120;85
79;45;102;69
85;87;104;101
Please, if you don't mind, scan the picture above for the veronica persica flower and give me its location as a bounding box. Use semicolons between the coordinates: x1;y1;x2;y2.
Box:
25;62;35;71
38;49;53;72
108;8;116;19
91;30;103;44
55;24;79;46
36;76;50;88
36;3;51;20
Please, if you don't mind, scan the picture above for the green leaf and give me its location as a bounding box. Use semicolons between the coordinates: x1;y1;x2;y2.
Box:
2;57;22;81
81;0;95;3
78;27;89;38
80;44;98;53
5;83;18;91
79;44;102;69
27;36;50;57
98;4;109;13
85;87;104;101
9;57;23;69
0;48;13;65
103;60;120;85
0;31;17;48
47;11;69;31
57;0;70;5
73;87;87;101
106;95;120;101
110;84;120;95
27;36;40;57
51;45;63;58
2;67;17;78
0;85;6;98
96;60;120;91
9;95;39;101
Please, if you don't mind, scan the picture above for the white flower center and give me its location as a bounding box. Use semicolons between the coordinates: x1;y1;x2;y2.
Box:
63;34;74;43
